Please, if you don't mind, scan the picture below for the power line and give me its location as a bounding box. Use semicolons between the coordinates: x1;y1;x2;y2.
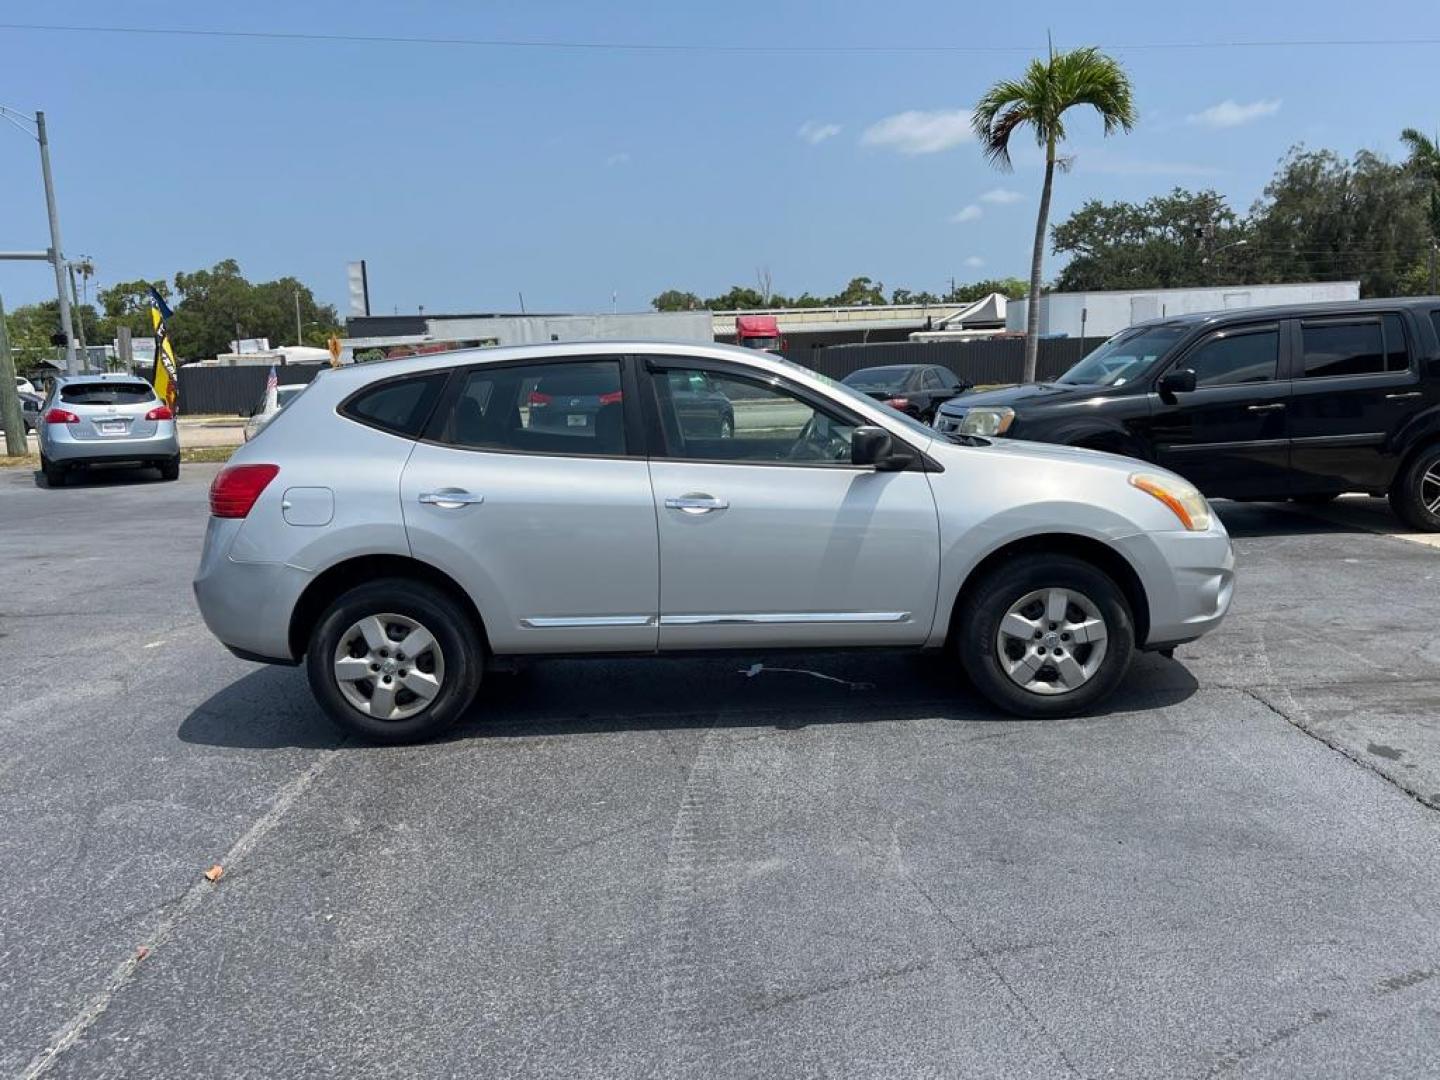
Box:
1;21;1439;55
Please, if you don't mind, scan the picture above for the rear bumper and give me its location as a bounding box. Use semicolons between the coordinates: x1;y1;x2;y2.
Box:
43;425;179;465
1113;527;1235;649
193;517;310;663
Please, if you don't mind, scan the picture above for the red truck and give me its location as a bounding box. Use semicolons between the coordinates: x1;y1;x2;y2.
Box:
734;314;783;352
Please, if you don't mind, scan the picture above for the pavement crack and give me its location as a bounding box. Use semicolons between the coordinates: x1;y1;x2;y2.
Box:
743;960;930;1017
1239;686;1440;815
17;747;342;1080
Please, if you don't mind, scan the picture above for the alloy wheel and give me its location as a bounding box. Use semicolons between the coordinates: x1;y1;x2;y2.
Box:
996;588;1108;696
1422;463;1440;517
333;613;446;721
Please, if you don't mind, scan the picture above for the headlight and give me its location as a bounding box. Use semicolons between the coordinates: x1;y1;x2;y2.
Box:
958;407;1016;437
1129;472;1212;532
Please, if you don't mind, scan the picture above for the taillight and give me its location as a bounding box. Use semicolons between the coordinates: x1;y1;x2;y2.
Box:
44;408;79;424
883;397;910;411
146;404;174;421
209;464;280;518
528;391;552;406
598;390;623;405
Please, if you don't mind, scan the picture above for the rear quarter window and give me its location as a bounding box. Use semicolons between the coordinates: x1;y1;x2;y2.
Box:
60;382;155;405
340;373;448;437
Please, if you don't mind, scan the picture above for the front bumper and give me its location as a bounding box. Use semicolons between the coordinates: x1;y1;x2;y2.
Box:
1113;527;1235;649
43;423;179;465
193;517;311;663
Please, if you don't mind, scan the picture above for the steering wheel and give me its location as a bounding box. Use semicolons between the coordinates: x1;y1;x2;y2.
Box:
788;416;851;461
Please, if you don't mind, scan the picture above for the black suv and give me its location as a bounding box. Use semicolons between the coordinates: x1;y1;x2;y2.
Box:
933;299;1440;530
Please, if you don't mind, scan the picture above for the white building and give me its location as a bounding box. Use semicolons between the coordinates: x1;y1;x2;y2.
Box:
1007;282;1362;340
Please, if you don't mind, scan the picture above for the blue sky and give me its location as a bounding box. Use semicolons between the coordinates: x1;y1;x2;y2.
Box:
0;1;1436;317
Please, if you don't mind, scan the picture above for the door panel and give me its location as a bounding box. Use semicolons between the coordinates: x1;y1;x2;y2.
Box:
1287;314;1428;492
650;461;940;649
1145;325;1292;498
402;444;659;653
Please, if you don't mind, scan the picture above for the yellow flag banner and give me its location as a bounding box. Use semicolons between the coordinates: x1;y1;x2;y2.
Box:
148;287;178;410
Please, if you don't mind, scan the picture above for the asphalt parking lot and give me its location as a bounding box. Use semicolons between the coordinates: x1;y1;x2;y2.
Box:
3;462;1440;1079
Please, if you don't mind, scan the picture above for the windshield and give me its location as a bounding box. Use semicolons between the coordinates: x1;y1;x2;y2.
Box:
771;356;938;441
842;367;909;391
1057;326;1187;387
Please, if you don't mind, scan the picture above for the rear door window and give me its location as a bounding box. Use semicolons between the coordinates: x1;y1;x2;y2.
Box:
1300;320;1387;378
441;359;627;457
341;373;448;437
1381;314;1411;372
60;382;155;405
1182;328;1279;387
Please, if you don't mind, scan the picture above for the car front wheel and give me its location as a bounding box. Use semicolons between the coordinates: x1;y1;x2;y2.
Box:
957;553;1135;718
1390;444;1440;532
306;577;484;743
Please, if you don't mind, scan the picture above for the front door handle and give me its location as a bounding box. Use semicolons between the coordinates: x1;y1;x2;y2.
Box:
665;493;729;514
419;489;484;508
1247;403;1286;413
1386;391;1423;400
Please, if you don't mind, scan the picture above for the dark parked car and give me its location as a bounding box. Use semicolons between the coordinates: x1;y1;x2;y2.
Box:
841;364;972;422
19;391;42;432
932;299;1440;530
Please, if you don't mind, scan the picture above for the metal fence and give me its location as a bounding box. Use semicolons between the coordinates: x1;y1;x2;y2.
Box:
177;364;323;415
786;337;1108;386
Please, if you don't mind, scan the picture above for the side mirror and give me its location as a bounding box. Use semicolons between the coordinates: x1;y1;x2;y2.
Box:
1158;369;1197;396
852;425;902;470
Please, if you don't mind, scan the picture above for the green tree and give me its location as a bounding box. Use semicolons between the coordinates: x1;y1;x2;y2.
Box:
1051;190;1248;291
651;289;704;311
833;276;886;306
974;45;1136;381
1248;147;1429;297
168;260;340;358
704;285;768;310
945;277;1030;303
1400;127;1440;288
4;300;102;367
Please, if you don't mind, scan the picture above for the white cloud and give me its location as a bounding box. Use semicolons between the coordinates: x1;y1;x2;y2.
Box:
797;120;842;145
1186;99;1282;129
979;187;1024;205
949;205;983;224
861;109;972;155
606;152;631;167
964;256;986;268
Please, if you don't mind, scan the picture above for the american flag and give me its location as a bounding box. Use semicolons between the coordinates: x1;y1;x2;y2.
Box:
265;364;278;397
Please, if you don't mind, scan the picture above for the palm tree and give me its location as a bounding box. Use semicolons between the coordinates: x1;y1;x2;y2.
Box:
1400;128;1440;291
974;46;1137;382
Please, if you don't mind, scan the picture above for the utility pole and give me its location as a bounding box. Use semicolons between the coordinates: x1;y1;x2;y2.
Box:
0;294;28;456
67;262;86;354
294;290;303;346
1430;240;1438;296
35;113;77;375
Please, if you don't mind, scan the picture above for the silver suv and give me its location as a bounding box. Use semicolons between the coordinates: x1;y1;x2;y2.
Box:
194;343;1234;742
39;374;180;485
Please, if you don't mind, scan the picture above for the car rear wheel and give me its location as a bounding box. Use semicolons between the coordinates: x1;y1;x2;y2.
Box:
957;553;1135;718
158;455;180;481
40;455;65;487
1390;444;1440;532
306;577;484;743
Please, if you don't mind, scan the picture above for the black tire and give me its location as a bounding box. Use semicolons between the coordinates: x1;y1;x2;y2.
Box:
1292;492;1340;506
305;577;485;744
956;553;1135;718
1389;444;1440;532
40;455;65;488
158;455;180;481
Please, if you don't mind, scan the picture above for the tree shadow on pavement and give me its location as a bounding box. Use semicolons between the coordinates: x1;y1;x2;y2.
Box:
178;649;1198;751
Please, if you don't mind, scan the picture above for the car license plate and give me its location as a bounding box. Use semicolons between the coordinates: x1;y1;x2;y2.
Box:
98;420;127;435
567;414;587;427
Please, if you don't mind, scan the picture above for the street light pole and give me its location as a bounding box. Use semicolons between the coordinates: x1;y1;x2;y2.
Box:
35;112;77;375
294;290;302;346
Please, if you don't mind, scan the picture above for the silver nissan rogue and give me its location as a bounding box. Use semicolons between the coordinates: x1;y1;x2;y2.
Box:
194;342;1233;742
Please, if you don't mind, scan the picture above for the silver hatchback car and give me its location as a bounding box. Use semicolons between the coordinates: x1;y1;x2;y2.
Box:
39;374;180;486
194;342;1234;742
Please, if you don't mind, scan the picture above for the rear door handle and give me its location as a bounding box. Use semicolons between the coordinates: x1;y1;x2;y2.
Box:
1385;391;1423;400
665;493;729;514
419;490;484;508
1246;403;1286;413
